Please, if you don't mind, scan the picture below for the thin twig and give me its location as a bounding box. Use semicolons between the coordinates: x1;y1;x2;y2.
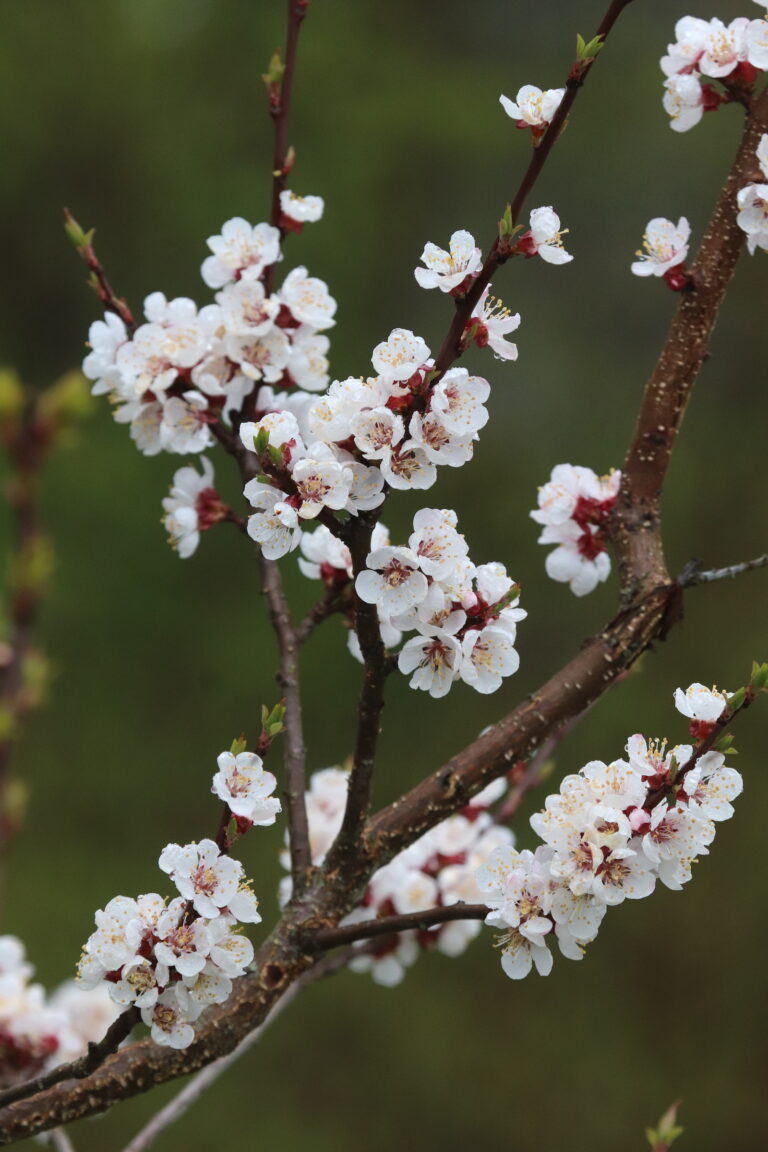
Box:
64;210;136;333
315;904;488;949
263;0;309;294
678;553;768;587
296;586;348;645
432;0;635;375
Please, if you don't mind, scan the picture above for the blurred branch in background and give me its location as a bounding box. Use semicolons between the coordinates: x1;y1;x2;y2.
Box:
0;368;92;919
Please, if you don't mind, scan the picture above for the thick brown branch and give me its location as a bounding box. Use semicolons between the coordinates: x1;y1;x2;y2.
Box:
613;87;768;598
315;903;488;949
433;0;635;375
365;86;768;869
324;513;386;873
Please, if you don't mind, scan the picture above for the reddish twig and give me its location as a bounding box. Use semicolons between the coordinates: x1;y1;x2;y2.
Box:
263;0;309;293
63;210;136;333
433;0;636;375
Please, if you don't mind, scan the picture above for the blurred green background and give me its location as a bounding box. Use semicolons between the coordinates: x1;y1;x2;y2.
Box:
1;0;767;1148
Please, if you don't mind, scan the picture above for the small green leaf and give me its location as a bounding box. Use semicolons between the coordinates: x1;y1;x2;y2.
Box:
728;687;747;711
254;427;270;455
576;32;604;61
267;443;284;468
261;49;285;89
229;734;248;756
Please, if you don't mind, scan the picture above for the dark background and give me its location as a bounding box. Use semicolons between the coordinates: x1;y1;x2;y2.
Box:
1;1;766;1148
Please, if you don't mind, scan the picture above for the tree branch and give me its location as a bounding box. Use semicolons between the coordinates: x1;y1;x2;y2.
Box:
315;903;488;949
324;513;387;874
7;10;767;1147
263;0;309;294
678;553;768;587
119;983;301;1152
258;551;312;890
63;210;136;333
364;86;768;869
613;86;768;598
0;1008;138;1111
433;0;636;375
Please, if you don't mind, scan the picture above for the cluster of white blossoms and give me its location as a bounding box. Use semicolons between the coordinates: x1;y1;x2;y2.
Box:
294;510;525;697
661;12;768;132
82;204;331;457
354;509;526;697
477;683;742;979
737;133;768;253
631;217;691;286
0;936;119;1088
236;327;507;557
280;768;513;985
531;464;621;596
77;748;279;1050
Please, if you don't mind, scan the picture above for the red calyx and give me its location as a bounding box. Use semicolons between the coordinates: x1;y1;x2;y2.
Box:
572;495;615;531
577;528;608;562
662;264;692;293
731;61;759;88
689;719;716;741
320;561;351;590
279;213;304;235
449;273;479;298
515;232;539;259
275;305;299;329
701;83;726;112
195;488;230;531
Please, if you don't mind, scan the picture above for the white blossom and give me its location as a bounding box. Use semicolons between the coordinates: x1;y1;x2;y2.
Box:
414;229;482;292
662;74;704;134
526;207;573;264
279;190;325;224
460;626;520;694
681;751;743;821
201;218;281;288
356;546;429;617
211;750;281;825
631;217;690;277
371;329;430;384
470;286;520;360
243;483;302;560
162;457;216;559
499;85;564;129
141;985;200;1049
279;266;337;329
674;683;729;724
